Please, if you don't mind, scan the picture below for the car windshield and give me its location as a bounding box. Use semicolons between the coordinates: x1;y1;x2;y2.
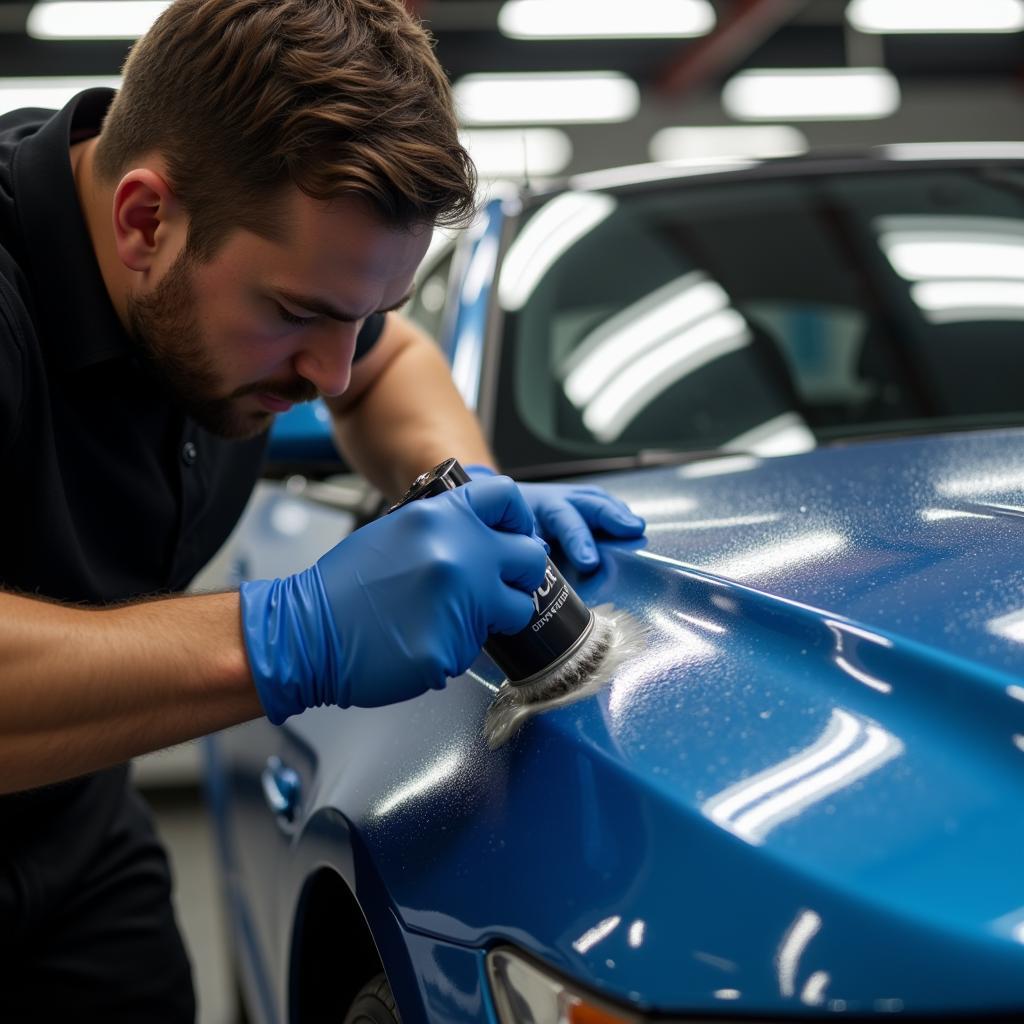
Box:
492;165;1024;472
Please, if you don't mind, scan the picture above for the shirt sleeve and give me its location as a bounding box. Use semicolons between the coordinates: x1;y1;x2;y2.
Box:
353;312;387;362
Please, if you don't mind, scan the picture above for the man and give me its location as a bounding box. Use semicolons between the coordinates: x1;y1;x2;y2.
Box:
0;0;645;1015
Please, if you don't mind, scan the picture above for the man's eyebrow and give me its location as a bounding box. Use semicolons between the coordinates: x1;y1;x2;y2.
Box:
275;288;412;322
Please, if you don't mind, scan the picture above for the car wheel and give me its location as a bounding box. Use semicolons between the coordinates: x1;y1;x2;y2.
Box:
343;973;400;1024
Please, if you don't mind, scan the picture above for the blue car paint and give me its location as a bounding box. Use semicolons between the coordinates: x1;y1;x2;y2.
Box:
203;730;282;1024
213;427;1024;1018
267;399;338;464
444;198;503;412
208;717;497;1024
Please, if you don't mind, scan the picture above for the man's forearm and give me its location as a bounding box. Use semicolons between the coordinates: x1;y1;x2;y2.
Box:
0;589;261;794
331;329;495;498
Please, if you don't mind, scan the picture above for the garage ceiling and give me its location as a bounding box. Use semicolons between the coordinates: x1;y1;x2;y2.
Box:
1;0;1020;84
0;0;1021;174
420;0;1024;90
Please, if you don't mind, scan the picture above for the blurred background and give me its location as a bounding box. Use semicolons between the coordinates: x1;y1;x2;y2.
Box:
2;1;1019;1020
2;0;1023;183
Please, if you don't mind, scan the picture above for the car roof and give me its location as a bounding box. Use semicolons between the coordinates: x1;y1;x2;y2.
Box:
512;144;1024;206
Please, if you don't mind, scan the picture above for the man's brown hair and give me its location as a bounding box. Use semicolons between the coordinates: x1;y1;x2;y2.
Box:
95;0;476;260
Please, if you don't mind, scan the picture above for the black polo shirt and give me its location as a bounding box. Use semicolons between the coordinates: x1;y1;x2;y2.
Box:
0;89;384;825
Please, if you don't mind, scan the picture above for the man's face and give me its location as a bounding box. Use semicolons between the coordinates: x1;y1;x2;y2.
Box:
126;189;430;439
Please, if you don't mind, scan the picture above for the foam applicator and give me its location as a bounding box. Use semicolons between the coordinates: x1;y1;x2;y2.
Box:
385;459;646;748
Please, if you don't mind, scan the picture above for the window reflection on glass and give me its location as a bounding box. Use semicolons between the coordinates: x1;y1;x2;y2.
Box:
405;246;455;341
876;214;1024;324
561;271;754;443
702;708;903;845
494;169;1024;472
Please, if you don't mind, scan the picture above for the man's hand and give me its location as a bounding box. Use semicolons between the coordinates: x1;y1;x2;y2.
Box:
466;465;646;573
240;476;548;724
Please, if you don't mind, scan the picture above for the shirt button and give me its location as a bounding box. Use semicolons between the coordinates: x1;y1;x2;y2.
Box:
181;441;198;466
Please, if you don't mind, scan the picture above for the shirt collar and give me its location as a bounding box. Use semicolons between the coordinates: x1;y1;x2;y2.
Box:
13;88;133;372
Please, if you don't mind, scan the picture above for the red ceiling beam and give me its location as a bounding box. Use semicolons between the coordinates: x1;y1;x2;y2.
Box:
656;0;810;97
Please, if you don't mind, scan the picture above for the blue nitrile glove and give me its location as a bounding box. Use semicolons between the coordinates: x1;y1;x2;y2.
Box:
466;465;646;573
240;476;549;724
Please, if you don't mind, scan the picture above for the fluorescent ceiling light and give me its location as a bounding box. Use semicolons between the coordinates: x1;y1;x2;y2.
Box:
990;608;1024;644
884;141;1024;161
882;238;1024;280
498;0;714;39
704;706;902;845
920;507;995;522
454;72;639;126
562;271;729;407
847;0;1024;34
498;192;617;310
877;213;1024;238
460;128;571;179
27;0;169;39
581;309;751;442
876;215;1024;280
777;911;823;999
723;412;816;457
886;222;1024;321
677;454;761;478
644;513;782;533
833;655;891;694
624;496;698;518
911;280;1024;323
708;529;847;581
938;469;1024;497
650;125;808;161
722;718;900;844
0;76;121;115
571;915;621;954
371;750;463;818
705;710;856;838
722;67;900;121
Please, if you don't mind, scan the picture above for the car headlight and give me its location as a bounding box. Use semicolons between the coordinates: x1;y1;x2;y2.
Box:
487;947;640;1024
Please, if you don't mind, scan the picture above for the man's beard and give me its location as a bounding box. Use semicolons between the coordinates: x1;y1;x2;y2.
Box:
126;252;317;440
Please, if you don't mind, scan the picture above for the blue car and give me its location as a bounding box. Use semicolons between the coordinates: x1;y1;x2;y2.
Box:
205;149;1024;1023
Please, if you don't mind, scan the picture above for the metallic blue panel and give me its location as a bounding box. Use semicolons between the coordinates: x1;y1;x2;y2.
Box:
601;427;1024;678
201;736;281;1024
266;399;339;463
400;933;494;1024
212;427;1024;1019
446;198;505;410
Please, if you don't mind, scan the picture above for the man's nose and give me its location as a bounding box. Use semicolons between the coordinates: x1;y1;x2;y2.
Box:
293;322;359;397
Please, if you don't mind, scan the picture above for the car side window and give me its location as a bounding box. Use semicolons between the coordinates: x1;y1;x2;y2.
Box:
495;170;1024;472
503;193;811;463
404;248;454;343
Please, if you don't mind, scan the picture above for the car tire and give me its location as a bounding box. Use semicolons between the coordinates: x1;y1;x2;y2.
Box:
343;973;400;1024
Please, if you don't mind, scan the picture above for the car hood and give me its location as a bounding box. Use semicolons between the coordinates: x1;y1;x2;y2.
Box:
604;427;1024;680
295;429;1024;1017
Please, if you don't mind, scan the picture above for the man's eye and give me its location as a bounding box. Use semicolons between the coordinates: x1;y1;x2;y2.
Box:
276;303;316;327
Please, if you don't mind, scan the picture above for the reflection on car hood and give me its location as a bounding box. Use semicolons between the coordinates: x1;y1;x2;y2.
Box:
519;427;1024;1012
599;427;1024;679
302;429;1024;1017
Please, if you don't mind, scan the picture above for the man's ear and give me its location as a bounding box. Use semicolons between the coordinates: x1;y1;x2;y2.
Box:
111;167;185;274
